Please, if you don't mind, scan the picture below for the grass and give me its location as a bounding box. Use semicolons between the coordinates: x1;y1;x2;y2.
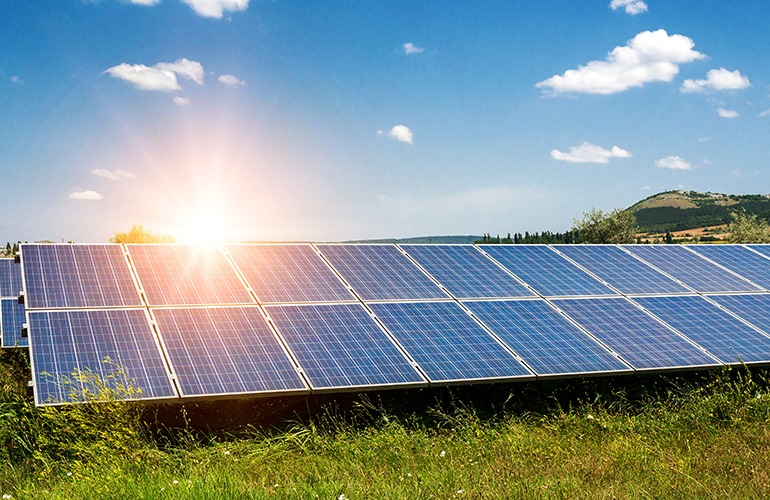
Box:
3;352;770;498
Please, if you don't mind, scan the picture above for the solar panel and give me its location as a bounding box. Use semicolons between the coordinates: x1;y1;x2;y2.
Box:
369;301;532;383
266;303;426;390
708;294;770;335
226;244;354;303
152;307;308;397
686;245;770;290
623;245;760;293
554;297;720;370
480;245;613;297
0;258;22;298
634;295;770;364
554;245;690;295
401;245;535;299
21;244;143;309
316;244;448;301
1;298;27;348
28;309;176;405
127;245;254;306
746;244;770;261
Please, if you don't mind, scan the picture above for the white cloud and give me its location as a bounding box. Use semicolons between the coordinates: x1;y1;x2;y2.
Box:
91;169;135;180
609;0;648;15
717;107;739;118
758;109;770;117
377;125;414;145
104;58;204;91
68;190;103;201
173;96;191;106
536;29;704;95
655;156;692;170
129;0;160;5
10;75;23;84
681;68;751;93
403;43;424;55
218;74;246;87
180;0;249;18
550;142;632;164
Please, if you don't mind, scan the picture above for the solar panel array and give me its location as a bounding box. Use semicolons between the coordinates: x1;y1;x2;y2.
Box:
16;243;770;406
0;259;26;348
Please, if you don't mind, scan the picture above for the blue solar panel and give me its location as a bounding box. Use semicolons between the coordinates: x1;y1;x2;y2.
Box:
747;245;770;261
21;244;143;309
634;295;770;364
401;245;535;299
1;298;27;348
316;245;448;301
28;309;176;405
369;301;532;383
464;299;630;376
623;245;760;293
128;245;254;306
554;245;689;295
153;307;308;397
226;244;354;303
708;294;770;335
0;259;22;298
686;245;770;290
480;245;613;297
266;303;426;390
554;298;720;370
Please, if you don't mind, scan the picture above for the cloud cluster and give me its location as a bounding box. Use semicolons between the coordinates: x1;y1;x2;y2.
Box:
550;142;631;164
403;43;424;55
655;156;692;170
536;29;704;95
128;0;249;19
69;191;103;201
378;125;414;145
91;169;135;180
104;58;204;91
218;74;246;87
717;107;739;118
609;0;648;15
681;68;750;93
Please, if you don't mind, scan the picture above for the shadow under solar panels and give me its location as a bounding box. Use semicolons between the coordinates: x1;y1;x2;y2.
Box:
28;309;176;405
634;295;770;365
480;245;613;297
401;245;535;299
688;245;770;290
463;299;630;376
369;301;533;383
1;298;26;348
153;307;308;398
266;303;427;390
0;258;22;298
553;297;721;371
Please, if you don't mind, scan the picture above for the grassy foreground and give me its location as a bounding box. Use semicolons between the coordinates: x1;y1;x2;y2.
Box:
3;349;770;498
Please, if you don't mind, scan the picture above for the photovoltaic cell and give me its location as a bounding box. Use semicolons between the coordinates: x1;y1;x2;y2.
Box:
1;298;27;348
0;259;22;298
464;299;630;376
153;307;307;397
316;245;448;301
687;245;770;290
623;245;760;293
554;298;720;370
128;245;254;306
28;309;176;405
747;245;770;261
634;295;770;364
554;245;689;295
481;245;613;297
708;294;770;335
226;244;354;303
266;303;426;390
369;301;532;383
401;245;535;299
21;244;143;309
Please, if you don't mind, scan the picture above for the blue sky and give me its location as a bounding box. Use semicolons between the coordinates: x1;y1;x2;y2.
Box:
1;0;768;243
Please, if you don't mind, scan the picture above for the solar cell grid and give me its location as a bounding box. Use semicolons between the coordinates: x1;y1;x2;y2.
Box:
708;294;770;335
687;245;770;290
623;245;760;293
554;245;690;295
401;245;535;299
369;301;532;383
226;244;354;303
0;259;22;298
481;245;613;297
128;245;254;306
1;298;27;348
464;299;630;375
266;303;426;389
554;297;720;370
28;309;176;405
21;244;143;309
634;295;770;364
153;307;307;397
316;244;448;301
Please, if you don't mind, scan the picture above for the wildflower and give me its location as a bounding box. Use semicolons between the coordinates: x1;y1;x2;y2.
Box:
172;480;179;485
2;494;13;499
407;473;412;477
440;450;446;457
457;489;463;494
338;494;346;500
224;450;231;455
66;472;73;477
586;414;595;421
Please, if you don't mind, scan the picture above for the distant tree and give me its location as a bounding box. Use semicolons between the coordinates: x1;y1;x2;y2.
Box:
110;225;176;244
573;208;638;244
728;212;770;243
665;231;673;244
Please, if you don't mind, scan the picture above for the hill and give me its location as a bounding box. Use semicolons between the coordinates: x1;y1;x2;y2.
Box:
629;190;770;234
346;235;482;244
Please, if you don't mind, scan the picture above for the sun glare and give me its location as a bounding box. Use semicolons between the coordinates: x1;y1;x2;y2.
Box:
177;210;229;245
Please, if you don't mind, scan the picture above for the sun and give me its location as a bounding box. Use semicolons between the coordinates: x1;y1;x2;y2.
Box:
176;208;229;245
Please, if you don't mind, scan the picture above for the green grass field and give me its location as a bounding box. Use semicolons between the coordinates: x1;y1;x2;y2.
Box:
3;349;770;499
